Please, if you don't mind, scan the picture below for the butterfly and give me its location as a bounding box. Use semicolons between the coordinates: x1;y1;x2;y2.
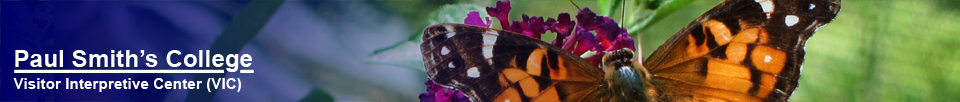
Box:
420;0;840;101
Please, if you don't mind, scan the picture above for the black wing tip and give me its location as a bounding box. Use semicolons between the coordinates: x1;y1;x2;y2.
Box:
423;24;454;41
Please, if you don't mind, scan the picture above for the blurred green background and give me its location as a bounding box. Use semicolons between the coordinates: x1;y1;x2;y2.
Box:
364;0;960;101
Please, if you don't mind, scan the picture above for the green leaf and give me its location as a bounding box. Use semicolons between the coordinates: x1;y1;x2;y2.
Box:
597;0;622;17
299;89;335;102
605;0;693;36
366;41;425;71
630;0;693;34
366;4;489;71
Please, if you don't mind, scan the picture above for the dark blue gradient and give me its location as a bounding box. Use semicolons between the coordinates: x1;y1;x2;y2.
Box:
2;1;248;101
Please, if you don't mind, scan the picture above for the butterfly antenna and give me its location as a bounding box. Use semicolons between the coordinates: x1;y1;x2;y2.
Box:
569;0;581;9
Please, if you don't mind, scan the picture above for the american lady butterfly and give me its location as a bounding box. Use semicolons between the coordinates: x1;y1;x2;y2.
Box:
420;0;840;101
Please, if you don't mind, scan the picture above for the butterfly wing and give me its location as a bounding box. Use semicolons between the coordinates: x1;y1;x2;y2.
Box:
421;23;607;102
642;0;840;101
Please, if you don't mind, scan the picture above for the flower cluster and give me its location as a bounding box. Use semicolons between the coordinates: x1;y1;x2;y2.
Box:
422;1;636;102
472;0;636;66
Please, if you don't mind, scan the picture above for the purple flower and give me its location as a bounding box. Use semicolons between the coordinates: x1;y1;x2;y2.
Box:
518;14;548;39
507;21;525;33
547;13;575;46
606;32;636;51
464;11;491;27
562;28;600;56
552;13;575;34
420;80;470;102
595;17;623;45
486;0;512;28
575;8;602;30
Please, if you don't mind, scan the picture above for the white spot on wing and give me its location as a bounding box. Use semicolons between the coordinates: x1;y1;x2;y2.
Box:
764;55;772;63
482;33;498;46
444;25;456;38
759;0;774;13
467;67;480;78
447;32;456;38
809;3;816;10
486;30;499;35
483;46;494;59
448;62;455;68
482;32;497;59
444;25;455;32
758;0;774;18
441;46;450;55
785;15;799;27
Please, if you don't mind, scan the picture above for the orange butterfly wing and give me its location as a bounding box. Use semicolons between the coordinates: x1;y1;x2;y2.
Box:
642;0;840;101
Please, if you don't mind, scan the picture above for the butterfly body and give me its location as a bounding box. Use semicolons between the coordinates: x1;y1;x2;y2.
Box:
421;0;839;101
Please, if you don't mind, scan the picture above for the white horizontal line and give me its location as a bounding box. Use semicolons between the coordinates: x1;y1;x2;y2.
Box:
239;69;254;73
13;69;225;73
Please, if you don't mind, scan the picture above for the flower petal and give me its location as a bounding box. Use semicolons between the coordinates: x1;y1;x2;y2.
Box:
606;33;636;51
553;13;575;35
574;33;599;56
421;80;468;102
455;91;470;102
507;21;525;33
486;0;512;28
594;17;622;42
464;11;492;27
419;92;431;102
526;16;547;39
576;8;602;30
563;27;599;55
